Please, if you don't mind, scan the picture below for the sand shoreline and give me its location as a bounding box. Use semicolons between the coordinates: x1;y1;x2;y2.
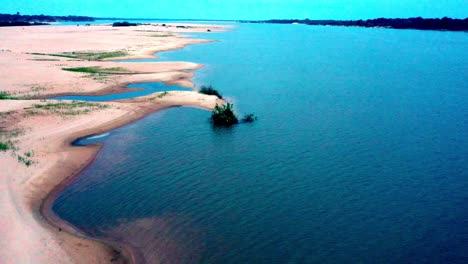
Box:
0;23;227;263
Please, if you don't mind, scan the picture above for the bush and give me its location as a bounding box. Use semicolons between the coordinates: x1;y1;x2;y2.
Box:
199;85;223;99
241;113;257;123
211;103;238;126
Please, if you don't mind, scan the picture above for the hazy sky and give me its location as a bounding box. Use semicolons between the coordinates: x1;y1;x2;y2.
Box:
4;0;468;20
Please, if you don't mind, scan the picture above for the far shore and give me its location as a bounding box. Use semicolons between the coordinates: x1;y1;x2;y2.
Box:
0;23;226;263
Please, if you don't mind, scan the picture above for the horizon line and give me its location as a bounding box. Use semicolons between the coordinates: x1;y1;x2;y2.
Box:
3;13;467;22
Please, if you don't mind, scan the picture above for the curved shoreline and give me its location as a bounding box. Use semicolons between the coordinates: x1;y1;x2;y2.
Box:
0;23;227;263
39;102;223;264
39;143;137;263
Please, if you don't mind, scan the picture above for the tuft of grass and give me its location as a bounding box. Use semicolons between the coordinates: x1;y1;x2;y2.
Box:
157;91;169;98
25;109;40;116
0;122;21;154
31;85;47;92
0;111;12;117
0;140;14;152
199;85;223;99
102;67;129;72
0;126;23;139
0;91;18;100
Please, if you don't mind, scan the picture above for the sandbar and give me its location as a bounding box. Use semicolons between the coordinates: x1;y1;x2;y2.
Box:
0;23;226;263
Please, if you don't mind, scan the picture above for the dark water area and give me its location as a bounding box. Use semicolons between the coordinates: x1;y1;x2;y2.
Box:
52;82;191;101
53;24;468;263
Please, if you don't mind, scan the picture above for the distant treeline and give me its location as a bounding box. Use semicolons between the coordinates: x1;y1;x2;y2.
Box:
0;13;94;26
243;17;468;31
0;21;49;27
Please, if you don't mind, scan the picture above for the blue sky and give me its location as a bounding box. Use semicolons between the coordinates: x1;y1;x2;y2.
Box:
4;0;467;20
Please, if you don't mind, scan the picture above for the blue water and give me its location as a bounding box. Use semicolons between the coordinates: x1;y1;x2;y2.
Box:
53;24;468;263
53;82;191;101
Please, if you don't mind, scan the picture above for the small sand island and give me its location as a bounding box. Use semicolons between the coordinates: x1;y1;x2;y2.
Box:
0;22;227;263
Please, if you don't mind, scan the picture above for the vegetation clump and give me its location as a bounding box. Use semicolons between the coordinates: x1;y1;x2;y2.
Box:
198;85;257;126
199;85;223;99
17;151;34;167
0;140;14;152
211;103;239;126
241;113;258;123
112;21;139;27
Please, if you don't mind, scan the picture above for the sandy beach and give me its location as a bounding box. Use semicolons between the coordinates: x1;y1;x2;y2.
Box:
0;23;225;263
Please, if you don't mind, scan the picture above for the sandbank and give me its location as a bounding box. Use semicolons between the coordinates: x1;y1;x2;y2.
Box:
0;23;226;263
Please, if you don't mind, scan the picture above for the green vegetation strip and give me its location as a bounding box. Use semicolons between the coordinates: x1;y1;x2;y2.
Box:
62;66;129;74
72;51;128;60
150;34;173;37
29;52;76;59
0;91;18;100
34;101;96;109
34;101;109;116
29;51;128;60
